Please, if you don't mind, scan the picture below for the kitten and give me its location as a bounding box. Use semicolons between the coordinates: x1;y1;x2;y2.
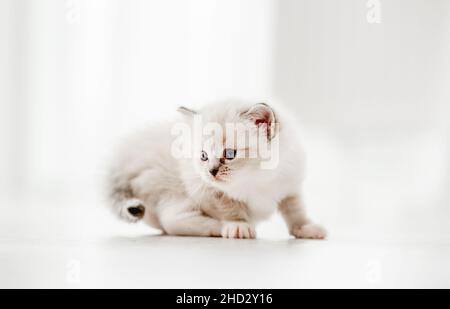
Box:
108;100;326;239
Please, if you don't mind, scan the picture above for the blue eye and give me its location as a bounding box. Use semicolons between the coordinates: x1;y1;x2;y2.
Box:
201;151;208;161
224;148;237;160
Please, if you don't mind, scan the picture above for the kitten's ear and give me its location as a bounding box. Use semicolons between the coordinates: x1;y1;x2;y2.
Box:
241;103;277;140
177;106;198;117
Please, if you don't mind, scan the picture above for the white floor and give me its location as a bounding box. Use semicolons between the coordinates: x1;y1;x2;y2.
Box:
1;195;450;289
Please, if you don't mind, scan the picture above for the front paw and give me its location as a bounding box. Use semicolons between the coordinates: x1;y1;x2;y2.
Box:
291;223;327;239
221;221;256;239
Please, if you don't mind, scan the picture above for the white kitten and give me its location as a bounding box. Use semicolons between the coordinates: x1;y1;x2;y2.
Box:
108;100;326;239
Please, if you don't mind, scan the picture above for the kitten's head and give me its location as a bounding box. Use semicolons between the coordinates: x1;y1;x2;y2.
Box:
178;101;278;190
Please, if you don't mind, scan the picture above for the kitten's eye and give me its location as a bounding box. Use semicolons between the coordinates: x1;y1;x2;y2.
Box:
200;150;208;161
224;148;237;160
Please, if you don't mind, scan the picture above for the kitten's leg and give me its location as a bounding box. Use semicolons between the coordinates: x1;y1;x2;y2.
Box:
158;198;256;239
221;221;256;239
161;216;256;239
278;195;327;239
109;178;146;223
158;200;222;237
202;196;256;239
118;198;146;222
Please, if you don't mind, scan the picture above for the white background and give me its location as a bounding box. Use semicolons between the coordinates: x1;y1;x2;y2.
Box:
1;0;450;288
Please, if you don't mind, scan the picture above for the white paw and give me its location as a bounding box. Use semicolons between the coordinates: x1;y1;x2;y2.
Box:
221;221;256;239
291;223;327;239
120;198;145;222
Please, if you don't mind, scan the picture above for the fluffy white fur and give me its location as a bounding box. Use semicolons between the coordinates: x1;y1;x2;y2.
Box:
108;100;326;239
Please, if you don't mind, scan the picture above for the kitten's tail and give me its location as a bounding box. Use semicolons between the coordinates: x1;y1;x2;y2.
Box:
109;175;146;223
